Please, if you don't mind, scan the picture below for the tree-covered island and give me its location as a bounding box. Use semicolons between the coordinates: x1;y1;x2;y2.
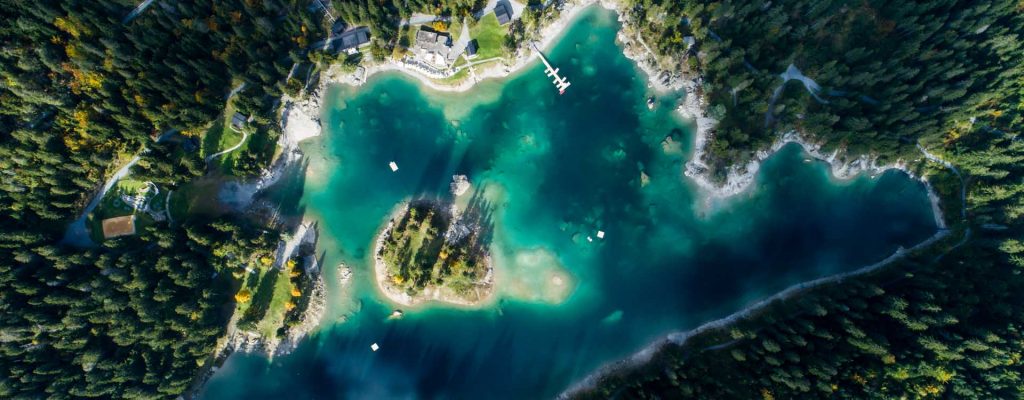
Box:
375;196;495;307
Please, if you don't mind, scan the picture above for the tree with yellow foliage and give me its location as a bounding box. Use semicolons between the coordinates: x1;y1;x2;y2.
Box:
234;288;252;303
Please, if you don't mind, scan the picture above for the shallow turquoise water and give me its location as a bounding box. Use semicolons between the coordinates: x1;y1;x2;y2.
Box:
202;7;937;399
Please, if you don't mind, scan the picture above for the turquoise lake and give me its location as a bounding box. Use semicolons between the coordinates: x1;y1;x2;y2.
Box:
201;7;938;399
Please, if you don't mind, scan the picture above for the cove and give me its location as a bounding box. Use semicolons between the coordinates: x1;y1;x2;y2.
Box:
200;6;938;399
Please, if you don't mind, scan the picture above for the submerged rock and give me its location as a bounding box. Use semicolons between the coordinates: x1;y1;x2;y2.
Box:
450;175;471;196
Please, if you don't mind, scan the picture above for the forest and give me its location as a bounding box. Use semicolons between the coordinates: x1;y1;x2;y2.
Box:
573;2;1024;395
380;199;493;298
623;0;1024;181
2;0;1022;398
1;0;321;398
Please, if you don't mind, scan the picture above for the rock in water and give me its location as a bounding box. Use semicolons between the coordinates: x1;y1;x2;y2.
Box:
450;175;471;196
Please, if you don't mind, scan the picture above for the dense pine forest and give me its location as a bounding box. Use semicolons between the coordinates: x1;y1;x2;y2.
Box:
573;1;1024;397
624;0;1023;178
1;1;319;398
2;0;1023;398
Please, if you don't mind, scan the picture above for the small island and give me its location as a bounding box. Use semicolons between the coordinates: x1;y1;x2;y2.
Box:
374;196;494;307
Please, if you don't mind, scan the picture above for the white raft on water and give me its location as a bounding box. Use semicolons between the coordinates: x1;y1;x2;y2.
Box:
389;162;399;172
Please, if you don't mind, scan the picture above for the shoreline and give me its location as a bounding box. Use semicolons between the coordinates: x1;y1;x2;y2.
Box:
276;0;682;151
684;129;948;230
343;0;612;94
268;2;961;397
559;226;954;398
371;200;496;308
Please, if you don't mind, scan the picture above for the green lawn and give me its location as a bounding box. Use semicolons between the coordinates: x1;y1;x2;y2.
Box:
256;268;296;339
201;101;251;175
234;258;298;341
469;13;509;60
447;18;463;42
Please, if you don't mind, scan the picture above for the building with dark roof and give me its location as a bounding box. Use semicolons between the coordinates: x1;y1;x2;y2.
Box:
495;3;511;25
466;39;478;58
230;112;248;132
330;26;371;54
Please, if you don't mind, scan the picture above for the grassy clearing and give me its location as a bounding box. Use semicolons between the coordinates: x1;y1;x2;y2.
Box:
233;256;300;341
201;101;251;175
447;18;463;42
469;13;509;60
167;178;224;219
87;179;162;242
255;267;296;339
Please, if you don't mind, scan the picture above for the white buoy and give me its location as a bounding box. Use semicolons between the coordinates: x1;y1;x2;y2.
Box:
389;162;399;172
586;236;593;242
596;230;605;239
370;343;380;351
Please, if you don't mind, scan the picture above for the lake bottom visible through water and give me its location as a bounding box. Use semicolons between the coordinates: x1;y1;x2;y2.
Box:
200;7;939;399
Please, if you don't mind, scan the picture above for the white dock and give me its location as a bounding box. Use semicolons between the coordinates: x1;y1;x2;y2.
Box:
531;43;571;95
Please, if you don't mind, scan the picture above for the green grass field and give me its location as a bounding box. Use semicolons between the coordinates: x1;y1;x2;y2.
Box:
234;257;298;340
201;101;251;175
469;13;509;60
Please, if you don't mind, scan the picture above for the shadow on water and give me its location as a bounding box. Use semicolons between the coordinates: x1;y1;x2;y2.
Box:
200;6;939;400
255;154;310;231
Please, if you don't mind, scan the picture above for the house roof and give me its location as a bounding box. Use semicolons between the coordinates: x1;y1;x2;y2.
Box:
340;28;370;49
102;215;137;239
413;29;453;61
466;40;478;56
495;4;511;25
231;112;247;129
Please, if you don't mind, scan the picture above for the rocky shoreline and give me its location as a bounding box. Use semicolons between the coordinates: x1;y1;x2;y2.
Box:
684;129;948;229
372;200;495;308
265;2;958;398
560;226;954;398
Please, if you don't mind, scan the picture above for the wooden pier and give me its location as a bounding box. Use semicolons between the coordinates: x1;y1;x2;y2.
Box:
531;43;570;95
